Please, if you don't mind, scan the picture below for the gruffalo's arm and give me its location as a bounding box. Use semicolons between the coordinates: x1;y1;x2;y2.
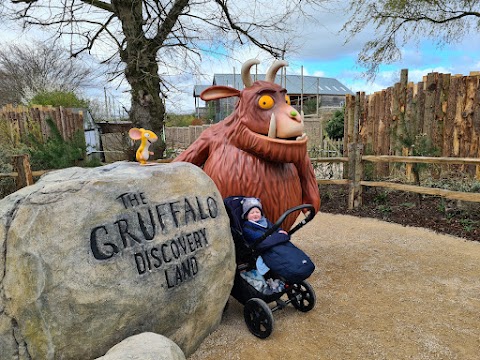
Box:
173;131;211;166
174;85;241;166
295;153;321;213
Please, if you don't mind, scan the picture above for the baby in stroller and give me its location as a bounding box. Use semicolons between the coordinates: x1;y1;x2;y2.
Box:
223;196;317;338
240;197;314;292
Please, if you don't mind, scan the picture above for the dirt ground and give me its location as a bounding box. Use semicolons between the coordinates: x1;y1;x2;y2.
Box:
320;185;480;242
188;212;480;360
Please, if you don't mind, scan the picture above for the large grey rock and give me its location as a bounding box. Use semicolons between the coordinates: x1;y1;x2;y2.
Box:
95;332;186;360
0;161;235;359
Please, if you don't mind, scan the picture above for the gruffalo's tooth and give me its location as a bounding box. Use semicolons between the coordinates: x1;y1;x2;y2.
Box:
296;133;306;141
268;112;277;138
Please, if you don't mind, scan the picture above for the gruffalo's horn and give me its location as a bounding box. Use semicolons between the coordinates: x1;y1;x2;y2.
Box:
241;59;260;88
265;60;288;83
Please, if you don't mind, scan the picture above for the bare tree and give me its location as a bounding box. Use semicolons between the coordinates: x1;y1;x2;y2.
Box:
4;0;326;157
343;0;480;78
0;41;95;106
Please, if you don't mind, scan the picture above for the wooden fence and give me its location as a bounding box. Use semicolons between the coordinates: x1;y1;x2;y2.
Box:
164;112;337;151
346;70;480;178
319;83;480;208
165;125;212;149
0;104;84;145
309;137;343;158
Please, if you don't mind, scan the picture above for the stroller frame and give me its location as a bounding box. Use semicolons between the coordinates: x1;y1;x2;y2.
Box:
224;196;317;338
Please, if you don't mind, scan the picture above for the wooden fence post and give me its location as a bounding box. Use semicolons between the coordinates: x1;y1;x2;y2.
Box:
348;143;364;209
13;154;34;190
403;147;414;182
348;92;364;209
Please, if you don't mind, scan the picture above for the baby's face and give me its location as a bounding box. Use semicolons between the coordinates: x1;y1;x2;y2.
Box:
247;207;262;221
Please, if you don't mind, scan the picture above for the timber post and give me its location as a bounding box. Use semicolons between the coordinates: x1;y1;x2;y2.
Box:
348;143;364;209
13;154;33;190
344;94;355;179
348;92;364;209
402;147;414;182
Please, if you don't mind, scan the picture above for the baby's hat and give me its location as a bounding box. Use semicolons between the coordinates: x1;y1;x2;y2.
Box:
241;197;263;219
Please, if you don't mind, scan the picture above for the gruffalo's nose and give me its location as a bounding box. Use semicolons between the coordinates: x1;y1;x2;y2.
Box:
268;103;305;139
286;107;302;123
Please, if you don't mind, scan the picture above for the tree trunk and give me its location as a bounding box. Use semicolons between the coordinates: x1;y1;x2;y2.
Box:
113;0;166;159
125;58;166;159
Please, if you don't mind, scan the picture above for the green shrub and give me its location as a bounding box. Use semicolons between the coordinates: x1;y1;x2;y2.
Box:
30;91;89;108
377;204;392;214
0;140;33;199
0;146;15;199
325;109;345;140
374;190;389;204
303;98;319;115
28;118;86;170
165;113;195;127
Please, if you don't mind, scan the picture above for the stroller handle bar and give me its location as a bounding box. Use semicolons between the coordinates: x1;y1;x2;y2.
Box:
251;204;316;249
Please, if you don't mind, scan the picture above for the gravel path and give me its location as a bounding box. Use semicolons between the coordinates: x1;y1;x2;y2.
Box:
188;212;480;360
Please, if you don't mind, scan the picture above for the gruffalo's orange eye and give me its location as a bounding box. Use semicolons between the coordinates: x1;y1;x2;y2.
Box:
285;95;291;105
258;95;274;109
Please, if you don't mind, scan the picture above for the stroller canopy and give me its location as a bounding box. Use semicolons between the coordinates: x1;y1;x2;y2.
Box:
223;196;247;237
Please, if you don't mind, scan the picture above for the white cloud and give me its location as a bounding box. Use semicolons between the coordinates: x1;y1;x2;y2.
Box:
312;70;326;77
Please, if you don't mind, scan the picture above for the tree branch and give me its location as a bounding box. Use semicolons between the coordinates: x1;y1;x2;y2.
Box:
80;0;114;13
151;0;190;49
213;0;283;57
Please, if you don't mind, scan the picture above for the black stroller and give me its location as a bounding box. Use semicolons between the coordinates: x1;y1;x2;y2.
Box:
223;196;317;338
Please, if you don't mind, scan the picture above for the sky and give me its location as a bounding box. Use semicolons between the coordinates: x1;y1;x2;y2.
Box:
1;2;480;116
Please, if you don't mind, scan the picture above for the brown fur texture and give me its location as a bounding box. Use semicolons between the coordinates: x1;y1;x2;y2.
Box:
174;79;320;229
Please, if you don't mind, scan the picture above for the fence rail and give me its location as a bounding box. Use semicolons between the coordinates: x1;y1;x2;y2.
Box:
361;155;480;165
360;180;480;203
0;170;48;179
313;155;480;205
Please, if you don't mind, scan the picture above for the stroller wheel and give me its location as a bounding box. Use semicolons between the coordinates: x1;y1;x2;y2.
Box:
243;298;274;338
287;280;316;312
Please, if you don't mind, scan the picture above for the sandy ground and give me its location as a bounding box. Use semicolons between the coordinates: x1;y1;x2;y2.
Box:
188;212;480;360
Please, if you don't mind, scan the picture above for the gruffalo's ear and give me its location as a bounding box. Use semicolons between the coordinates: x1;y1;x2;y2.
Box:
200;86;241;101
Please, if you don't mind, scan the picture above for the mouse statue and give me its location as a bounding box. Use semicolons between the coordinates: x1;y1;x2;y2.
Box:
174;59;320;229
129;127;158;165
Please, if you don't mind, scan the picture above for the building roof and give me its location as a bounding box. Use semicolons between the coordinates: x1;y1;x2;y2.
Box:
194;74;354;97
193;85;210;97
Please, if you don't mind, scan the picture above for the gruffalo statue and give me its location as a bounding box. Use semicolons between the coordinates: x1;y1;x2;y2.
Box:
174;59;320;229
